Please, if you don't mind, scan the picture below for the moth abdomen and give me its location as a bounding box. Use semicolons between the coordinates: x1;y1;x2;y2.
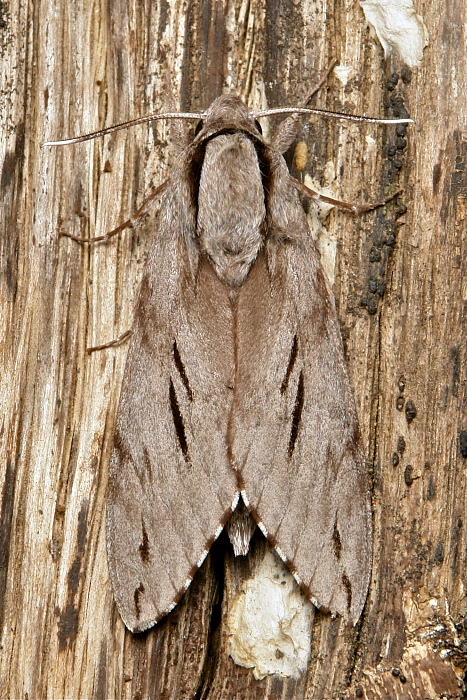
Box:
225;497;256;556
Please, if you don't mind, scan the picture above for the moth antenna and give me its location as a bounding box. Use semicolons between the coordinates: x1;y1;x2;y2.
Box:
253;106;413;126
42;111;205;147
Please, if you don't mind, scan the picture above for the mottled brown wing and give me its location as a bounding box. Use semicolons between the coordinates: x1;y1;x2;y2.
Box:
106;183;238;632
231;232;372;623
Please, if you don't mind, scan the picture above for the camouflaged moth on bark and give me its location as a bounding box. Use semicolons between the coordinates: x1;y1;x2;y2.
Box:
44;87;412;633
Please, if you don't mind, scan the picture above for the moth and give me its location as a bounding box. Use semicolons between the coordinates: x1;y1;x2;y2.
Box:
45;85;411;633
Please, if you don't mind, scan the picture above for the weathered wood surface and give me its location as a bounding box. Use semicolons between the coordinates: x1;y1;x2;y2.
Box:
1;0;466;697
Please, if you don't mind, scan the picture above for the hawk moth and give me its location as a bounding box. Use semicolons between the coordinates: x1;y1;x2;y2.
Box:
45;89;411;633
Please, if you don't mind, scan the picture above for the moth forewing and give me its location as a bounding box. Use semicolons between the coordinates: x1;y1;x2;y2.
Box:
106;204;240;631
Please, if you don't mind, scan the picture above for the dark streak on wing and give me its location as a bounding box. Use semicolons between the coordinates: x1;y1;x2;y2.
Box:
139;519;150;561
288;370;304;457
113;429;132;465
134;583;145;618
173;340;193;400
280;334;298;394
332;520;342;560
169;379;190;464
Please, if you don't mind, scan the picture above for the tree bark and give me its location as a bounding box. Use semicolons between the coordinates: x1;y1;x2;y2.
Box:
1;0;466;698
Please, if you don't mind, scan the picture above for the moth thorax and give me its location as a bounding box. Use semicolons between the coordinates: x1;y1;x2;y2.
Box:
197;132;265;287
226;497;256;556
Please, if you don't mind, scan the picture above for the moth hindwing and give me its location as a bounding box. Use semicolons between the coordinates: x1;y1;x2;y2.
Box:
106;94;372;632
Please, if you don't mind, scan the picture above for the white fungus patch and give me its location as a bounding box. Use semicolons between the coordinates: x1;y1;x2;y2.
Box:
227;549;314;680
333;64;353;87
360;0;429;67
304;161;338;285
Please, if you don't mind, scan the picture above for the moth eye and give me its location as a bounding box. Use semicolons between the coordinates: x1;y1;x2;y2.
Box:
194;120;204;136
254;120;263;134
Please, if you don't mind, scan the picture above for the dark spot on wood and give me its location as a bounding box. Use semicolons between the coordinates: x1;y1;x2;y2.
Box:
0;461;15;632
433;163;441;195
95;637;107;699
451;518;463;572
397;436;406;454
134;583;145;618
433;541;444;565
451;346;460;397
405;400;417;424
342;573;352;612
332;521;342;560
57;501;89;651
1;150;18;191
288;371;304;457
459;430;467;458
426;474;436;499
169;379;190;464
392;452;400;466
401;66;412;83
57;603;79;652
396;395;405;411
173;341;193;400
281;334;298;394
76;502;88;555
404;464;414;486
67;557;81;599
139;519;150;562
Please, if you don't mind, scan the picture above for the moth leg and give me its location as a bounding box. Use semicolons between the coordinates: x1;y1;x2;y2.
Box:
86;329;132;354
59;180;169;244
272;58;338;153
292;177;403;214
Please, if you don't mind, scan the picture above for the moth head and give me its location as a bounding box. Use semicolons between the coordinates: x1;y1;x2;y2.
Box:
192;94;264;145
